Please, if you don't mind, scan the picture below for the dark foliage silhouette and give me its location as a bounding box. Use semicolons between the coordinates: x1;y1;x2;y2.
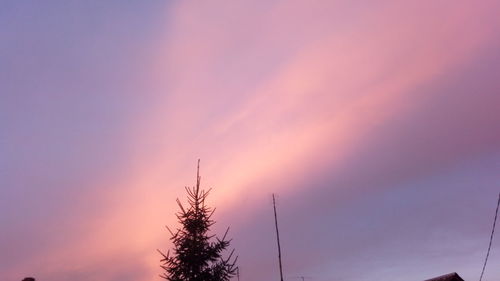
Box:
158;160;237;281
22;278;35;281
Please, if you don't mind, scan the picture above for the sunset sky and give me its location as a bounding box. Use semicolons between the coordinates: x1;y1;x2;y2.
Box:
1;1;500;281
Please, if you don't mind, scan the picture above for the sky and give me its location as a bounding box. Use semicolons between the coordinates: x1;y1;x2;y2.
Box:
1;1;500;281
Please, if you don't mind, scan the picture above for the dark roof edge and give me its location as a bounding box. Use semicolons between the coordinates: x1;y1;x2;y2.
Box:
424;272;465;281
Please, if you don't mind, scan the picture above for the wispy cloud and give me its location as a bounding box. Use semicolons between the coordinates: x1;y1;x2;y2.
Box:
1;0;500;280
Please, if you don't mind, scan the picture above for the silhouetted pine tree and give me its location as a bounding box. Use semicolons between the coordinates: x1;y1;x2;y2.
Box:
159;160;237;281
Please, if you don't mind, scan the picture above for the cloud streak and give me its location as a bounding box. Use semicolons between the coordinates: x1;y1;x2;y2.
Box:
1;0;500;280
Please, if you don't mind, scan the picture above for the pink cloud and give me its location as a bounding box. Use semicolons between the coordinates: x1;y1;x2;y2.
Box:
3;0;500;280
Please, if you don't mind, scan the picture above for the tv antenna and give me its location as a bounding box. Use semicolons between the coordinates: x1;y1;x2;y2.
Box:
273;194;284;281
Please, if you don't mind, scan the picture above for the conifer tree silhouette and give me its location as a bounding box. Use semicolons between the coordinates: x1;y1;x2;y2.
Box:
159;160;237;281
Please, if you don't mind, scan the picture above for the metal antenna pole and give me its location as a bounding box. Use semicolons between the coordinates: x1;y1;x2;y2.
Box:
479;192;500;281
273;194;284;281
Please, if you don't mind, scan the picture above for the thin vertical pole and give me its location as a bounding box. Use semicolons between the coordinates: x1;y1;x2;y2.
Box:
273;194;284;281
237;267;240;281
479;192;500;281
